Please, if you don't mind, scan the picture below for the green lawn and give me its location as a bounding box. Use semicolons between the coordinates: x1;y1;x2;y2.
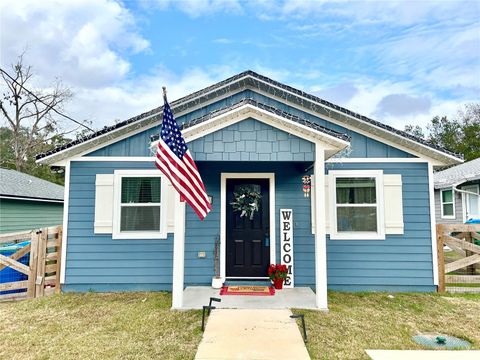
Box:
294;292;480;359
1;291;479;360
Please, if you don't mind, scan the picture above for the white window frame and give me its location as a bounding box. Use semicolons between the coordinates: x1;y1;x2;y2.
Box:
113;169;168;239
440;187;455;220
329;170;385;240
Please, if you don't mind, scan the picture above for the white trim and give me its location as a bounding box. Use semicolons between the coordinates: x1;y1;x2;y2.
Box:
70;155;428;164
38;74;461;167
328;170;385;240
150;104;349;153
172;193;186;309
440;187;456;219
428;162;439;286
112;169;168;239
326;157;428;163
60;161;70;284
73;157;155;162
0;195;63;203
220;173;276;280
251;80;462;165
314;144;328;310
462;184;480;221
37;80;250;166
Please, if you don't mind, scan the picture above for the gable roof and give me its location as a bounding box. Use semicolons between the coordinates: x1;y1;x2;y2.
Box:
0;168;64;202
36;70;463;165
434;157;480;189
152;97;351;142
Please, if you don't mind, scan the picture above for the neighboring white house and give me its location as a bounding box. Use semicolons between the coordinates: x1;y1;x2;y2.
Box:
434;158;480;223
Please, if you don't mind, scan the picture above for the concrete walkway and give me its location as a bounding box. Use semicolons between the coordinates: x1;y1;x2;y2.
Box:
366;350;480;359
195;309;310;360
182;286;317;310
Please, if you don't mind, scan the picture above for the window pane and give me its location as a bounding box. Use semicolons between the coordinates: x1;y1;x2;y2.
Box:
442;190;453;203
120;206;160;231
337;206;377;232
442;203;454;216
336;177;376;204
122;177;161;203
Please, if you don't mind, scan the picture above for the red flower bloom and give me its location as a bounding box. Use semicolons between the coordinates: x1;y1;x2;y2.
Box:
267;264;288;280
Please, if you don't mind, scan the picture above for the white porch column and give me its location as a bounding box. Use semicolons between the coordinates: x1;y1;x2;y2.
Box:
172;194;186;309
314;144;328;310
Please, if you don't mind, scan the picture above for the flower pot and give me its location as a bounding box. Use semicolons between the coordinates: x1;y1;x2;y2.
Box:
211;277;223;289
273;278;284;290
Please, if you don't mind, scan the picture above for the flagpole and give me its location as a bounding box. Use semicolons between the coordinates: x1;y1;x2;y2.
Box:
162;86;167;102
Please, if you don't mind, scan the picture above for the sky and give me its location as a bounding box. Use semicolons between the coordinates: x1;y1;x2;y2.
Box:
1;0;479;134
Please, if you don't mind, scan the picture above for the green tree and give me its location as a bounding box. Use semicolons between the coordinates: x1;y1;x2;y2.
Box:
404;103;480;161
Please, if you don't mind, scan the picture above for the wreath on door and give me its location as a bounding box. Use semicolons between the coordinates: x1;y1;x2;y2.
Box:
230;185;262;220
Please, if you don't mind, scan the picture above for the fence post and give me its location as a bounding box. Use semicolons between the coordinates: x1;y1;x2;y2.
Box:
27;230;40;298
55;226;62;294
436;224;445;293
35;228;48;298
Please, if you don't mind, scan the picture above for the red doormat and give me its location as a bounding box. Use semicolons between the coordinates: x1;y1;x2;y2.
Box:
220;285;275;296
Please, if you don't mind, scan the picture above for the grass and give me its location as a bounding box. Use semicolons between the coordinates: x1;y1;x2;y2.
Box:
0;292;202;360
1;291;479;360
293;292;480;359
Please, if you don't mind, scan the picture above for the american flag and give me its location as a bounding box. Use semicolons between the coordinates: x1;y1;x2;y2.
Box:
155;97;211;220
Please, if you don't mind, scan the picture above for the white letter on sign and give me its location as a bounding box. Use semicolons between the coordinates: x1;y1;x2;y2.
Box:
280;209;294;288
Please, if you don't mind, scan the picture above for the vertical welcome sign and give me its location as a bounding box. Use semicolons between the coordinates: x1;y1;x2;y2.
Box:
280;209;294;288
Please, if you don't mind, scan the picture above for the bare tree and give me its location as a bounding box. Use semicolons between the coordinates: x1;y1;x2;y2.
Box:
0;54;76;171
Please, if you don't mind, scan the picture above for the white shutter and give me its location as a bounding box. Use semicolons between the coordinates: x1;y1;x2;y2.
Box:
94;174;114;234
384;174;404;234
310;175;330;234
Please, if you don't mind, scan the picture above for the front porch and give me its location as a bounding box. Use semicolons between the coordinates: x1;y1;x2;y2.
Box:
181;286;318;310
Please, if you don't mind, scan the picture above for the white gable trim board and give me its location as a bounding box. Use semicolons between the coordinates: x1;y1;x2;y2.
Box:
36;73;462;167
150;104;350;157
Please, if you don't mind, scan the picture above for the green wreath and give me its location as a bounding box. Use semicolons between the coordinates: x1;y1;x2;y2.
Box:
230;185;262;220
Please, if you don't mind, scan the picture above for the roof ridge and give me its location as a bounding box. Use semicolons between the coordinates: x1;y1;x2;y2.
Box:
36;70;462;161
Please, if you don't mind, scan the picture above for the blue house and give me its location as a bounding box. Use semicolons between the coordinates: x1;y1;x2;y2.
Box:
36;71;463;309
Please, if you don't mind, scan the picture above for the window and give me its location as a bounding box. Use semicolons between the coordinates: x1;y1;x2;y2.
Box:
329;170;384;240
440;188;455;219
113;170;167;239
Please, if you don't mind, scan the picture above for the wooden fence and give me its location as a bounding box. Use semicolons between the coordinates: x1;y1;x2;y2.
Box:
437;223;480;294
0;226;62;301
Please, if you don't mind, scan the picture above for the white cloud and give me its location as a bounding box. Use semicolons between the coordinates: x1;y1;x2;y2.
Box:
1;0;149;88
147;0;243;17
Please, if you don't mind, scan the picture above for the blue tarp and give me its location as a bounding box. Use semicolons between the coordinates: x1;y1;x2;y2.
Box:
466;219;480;224
0;241;30;295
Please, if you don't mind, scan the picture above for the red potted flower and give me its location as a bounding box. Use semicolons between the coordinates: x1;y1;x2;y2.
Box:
268;264;288;290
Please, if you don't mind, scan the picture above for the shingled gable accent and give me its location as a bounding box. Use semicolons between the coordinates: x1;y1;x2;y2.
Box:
150;98;351;159
36;70;463;165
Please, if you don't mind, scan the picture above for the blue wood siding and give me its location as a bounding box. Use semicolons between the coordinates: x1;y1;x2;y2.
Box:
64;160;434;292
325;161;435;291
188;118;315;161
184;161;314;286
63;161;173;292
87;89;414;159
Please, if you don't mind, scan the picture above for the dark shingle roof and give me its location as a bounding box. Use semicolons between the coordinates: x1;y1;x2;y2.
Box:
0;168;64;201
434;158;480;189
36;70;462;161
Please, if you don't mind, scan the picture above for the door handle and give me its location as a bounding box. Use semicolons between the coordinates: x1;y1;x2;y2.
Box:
264;227;270;246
